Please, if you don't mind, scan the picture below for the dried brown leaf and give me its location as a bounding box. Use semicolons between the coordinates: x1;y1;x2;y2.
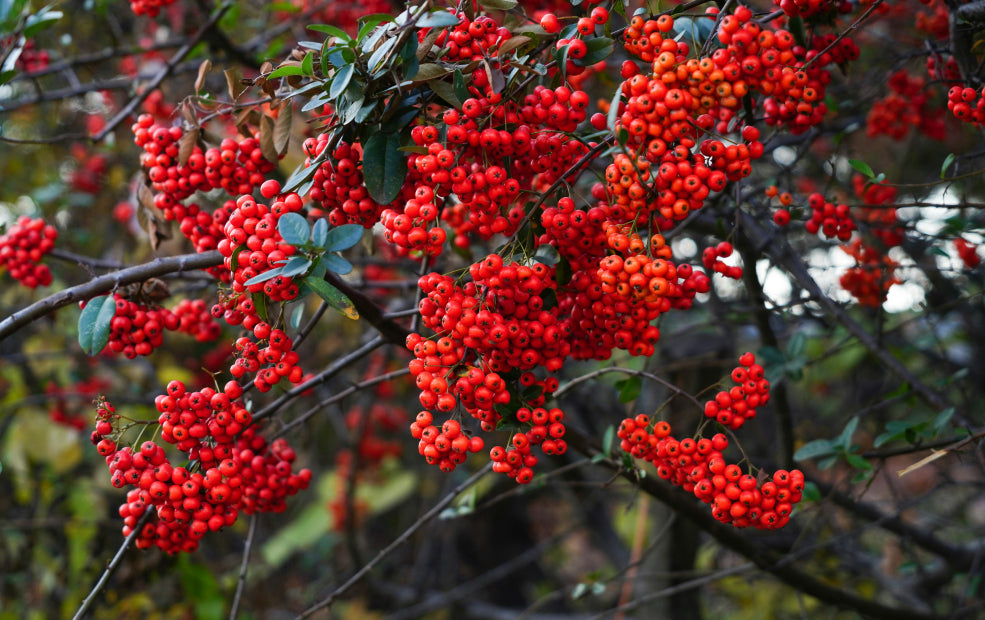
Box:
258;114;278;164
195;59;212;93
273;101;292;156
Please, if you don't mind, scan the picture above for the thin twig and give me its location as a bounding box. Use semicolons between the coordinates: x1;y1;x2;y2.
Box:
72;510;152;620
295;463;493;618
554;365;704;410
228;512;259;620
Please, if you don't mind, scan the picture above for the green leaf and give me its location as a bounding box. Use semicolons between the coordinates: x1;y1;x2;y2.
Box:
305;277;359;319
793;438;835;462
479;0;517;9
786;332;806;359
78;294;116;356
278;212;310;246
329;64;354;100
837;417;859;451
268;64;305;79
933;407;955;433
301;51;314;76
356;14;394;42
602;425;614;457
801;481;821;502
252;292;269;322
573;36;613;67
844;452;872;471
940;153;955;179
308;23;353;42
244;266;285;287
417;10;460;27
616;376;642;404
289;303;305;332
0;69;16;86
23;7;61;37
323;223;364;252
606;82;622;132
848;158;875;179
282;161;317;194
453;68;469;103
362;132;407;205
311;218;328;248
277;255;312;279
320;253;353;275
428;79;463;109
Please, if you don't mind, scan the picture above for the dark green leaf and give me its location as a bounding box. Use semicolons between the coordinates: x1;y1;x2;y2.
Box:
78;294;116;356
933;407;955;433
323;223;364;252
786;332;806;359
602;425;615;457
282;161;317;193
817;455;838;470
24;7;61;37
844;452;872;471
311;218;328;248
356;14;394;42
837;417;859;451
278;212;310;246
362;132;407;205
428;79;463;109
801;481;821;502
848;158;875;179
617;376;642;404
573;36;613;67
453;69;469;103
793;438;835;462
0;69;17;86
289;303;305;332
329;64;354;100
606;82;622;132
252;292;269;322
305;276;359;319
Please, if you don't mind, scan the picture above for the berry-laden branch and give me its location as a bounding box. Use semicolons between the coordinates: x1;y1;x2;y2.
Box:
0;250;223;343
295;462;492;618
563;428;945;620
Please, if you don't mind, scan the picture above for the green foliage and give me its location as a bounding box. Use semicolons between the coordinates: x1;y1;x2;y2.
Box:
77;295;115;356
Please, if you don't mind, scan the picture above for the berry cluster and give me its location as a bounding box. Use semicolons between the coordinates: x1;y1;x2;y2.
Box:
12;38;50;72
839;239;901;307
852;175;904;249
701;241;743;280
772;0;843;18
866;70;944;141
805;192;855;241
946;85;985;125
0;216;56;288
411;413;485;473
702;352;770;430
93;387;310;553
230;324;304;390
132;114;276;270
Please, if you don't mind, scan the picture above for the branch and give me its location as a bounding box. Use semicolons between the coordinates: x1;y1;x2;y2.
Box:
90;1;234;143
563;429;946;620
228;512;259;620
72;510;152;620
296;463;492;618
325;271;411;346
0;251;223;343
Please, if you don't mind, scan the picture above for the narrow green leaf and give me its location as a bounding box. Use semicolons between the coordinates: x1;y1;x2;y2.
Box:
282;161;317;194
78;294;116;356
602;425;615;457
933;407;955;433
244;266;285;287
301;51;314;76
323;223;364;252
289;303;305;332
307;23;353;42
428;79;463;109
838;417;859;451
0;69;17;86
801;481;821;502
24;8;61;37
606;82;622;132
278;212;310;246
844;452;872;471
268;64;305;79
940;153;956;179
848;158;875;179
356;14;394;42
794;438;836;462
305;277;359;319
329;64;354;100
453;69;468;103
362;132;407;205
252;292;269;322
786;332;806;359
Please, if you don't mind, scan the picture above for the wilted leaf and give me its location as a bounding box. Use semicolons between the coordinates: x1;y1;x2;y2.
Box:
177;127;199;166
195;59;212;93
274;101;292;156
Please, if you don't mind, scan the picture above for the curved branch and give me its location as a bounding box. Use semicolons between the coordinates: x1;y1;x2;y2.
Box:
0;251;223;342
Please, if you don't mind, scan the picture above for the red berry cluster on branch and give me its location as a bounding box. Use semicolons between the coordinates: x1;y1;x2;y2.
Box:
93;388;310;553
839;239;901;307
0;216;56;288
411;413;484;473
866;70;944;141
128;0;177;18
946;85;985;125
489;406;567;483
703;352;770;430
702;241;743;280
805;192;855;241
